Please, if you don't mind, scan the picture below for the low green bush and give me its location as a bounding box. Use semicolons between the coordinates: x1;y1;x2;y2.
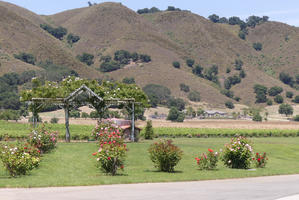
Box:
0;142;40;177
195;148;219;170
148;139;183;172
221;136;253;169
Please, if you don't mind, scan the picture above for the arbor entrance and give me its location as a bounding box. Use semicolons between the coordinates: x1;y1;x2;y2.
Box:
25;81;143;142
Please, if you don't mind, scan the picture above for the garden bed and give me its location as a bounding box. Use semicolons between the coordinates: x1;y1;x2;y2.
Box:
1;137;299;187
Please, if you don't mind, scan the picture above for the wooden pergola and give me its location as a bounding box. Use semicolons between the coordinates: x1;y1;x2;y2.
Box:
27;84;139;142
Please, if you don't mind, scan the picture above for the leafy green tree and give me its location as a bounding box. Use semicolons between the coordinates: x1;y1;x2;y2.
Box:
139;54;151;62
274;95;284;104
40;24;67;40
208;14;220;23
239;69;246;78
100;55;112;63
131;52;139;62
228;16;244;25
225;101;234;109
252;112;262;121
221;89;234;98
167;107;184;122
224;79;232;90
188;91;201;102
14;52;36;65
246;15;263;28
226;67;231;73
192;65;204;77
81;112;89;119
235;59;243;70
122;77;135;84
167;97;185;111
293;115;299;121
279;72;294;87
268;86;283;96
172;61;180;68
294;95;299;103
238;31;246;40
253;42;263;51
67;33;80;44
197;108;205;116
186;59;195;67
143;84;171;107
286;91;294;98
114;50;131;64
219;17;228;24
77;53;94;66
179;83;190;92
144;120;154;139
99;61;120;72
279;103;293;116
267;99;273;105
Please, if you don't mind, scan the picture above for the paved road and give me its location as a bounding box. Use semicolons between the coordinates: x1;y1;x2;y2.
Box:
1;174;299;200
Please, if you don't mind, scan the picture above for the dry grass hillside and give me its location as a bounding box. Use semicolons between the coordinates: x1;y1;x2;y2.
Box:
0;4;100;78
0;2;298;108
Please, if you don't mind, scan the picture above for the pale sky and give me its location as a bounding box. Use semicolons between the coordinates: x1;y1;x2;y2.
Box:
2;0;299;26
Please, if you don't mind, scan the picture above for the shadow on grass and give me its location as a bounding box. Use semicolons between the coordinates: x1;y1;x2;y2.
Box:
144;169;183;173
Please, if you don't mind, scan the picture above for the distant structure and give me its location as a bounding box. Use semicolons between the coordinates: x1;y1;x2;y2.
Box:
104;118;141;140
204;110;228;118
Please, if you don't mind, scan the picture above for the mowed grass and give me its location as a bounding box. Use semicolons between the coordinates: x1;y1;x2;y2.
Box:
1;137;299;187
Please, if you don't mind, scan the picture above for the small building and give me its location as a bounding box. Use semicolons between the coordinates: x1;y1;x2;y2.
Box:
104;118;141;141
204;110;228;118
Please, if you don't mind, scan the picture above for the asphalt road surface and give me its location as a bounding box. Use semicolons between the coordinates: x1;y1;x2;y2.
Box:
1;174;299;200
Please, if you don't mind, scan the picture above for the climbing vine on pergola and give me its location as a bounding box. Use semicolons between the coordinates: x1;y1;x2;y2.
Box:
21;77;148;142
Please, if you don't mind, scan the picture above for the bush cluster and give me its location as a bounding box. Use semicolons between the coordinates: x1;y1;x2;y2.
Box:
195;148;219;170
0;143;40;177
221;136;253;169
148;139;183;172
253;152;268;168
92;122;127;175
27;125;58;153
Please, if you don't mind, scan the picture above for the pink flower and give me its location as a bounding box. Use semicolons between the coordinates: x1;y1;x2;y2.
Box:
108;157;111;160
208;149;213;153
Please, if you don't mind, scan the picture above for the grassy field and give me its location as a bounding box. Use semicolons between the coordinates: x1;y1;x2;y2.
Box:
1;137;299;187
0;120;298;140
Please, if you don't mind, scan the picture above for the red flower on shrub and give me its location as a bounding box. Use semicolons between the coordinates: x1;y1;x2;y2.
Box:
108;157;111;160
92;152;97;156
208;149;213;153
257;158;261;162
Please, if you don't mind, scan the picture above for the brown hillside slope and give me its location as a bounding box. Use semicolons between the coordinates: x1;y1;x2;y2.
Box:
0;1;46;25
49;3;298;106
247;22;299;76
144;11;298;104
0;5;100;78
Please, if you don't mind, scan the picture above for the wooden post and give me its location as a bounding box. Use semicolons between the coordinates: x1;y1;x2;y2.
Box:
64;104;70;142
131;103;135;142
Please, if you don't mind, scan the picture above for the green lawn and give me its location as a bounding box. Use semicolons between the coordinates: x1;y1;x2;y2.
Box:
1;137;299;187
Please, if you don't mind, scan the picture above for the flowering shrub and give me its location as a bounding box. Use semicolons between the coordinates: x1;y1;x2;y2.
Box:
221;136;253;169
92;122;123;141
148;139;183;172
0;143;40;177
195;148;219;170
92;123;127;175
253;152;268;168
27;125;58;153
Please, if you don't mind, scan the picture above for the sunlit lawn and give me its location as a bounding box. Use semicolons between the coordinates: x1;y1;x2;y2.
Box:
1;137;299;188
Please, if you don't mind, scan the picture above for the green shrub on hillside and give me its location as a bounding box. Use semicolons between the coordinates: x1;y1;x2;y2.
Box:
77;53;94;66
268;86;283;96
186;59;195;67
274;95;284;104
172;61;180;68
40;24;67;40
225;101;234;109
188;91;201;102
14;52;36;65
179;83;190;92
253;42;263;51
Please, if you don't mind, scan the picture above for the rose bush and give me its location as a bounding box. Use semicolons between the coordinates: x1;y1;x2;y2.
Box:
195;148;219;170
0;143;40;177
148;139;183;172
221;136;253;169
92;123;127;175
92;122;123;141
27;124;58;153
253;152;268;168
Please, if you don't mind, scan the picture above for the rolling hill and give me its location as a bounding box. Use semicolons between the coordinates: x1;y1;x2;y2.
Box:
0;1;298;108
